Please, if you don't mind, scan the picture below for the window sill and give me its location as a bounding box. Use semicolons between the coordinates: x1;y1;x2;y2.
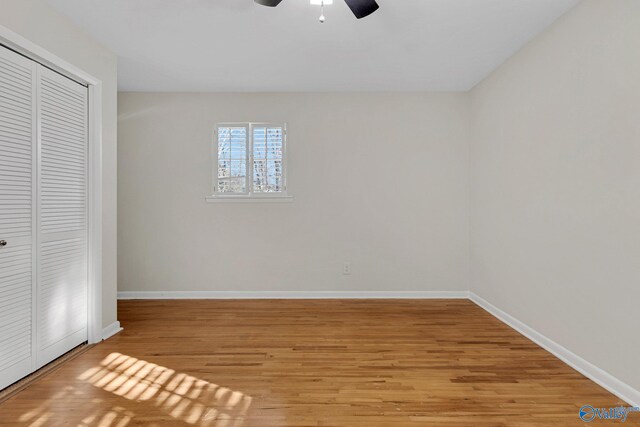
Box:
205;195;294;204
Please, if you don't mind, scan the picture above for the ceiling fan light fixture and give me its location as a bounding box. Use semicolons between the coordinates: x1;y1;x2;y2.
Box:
254;0;379;21
310;0;332;23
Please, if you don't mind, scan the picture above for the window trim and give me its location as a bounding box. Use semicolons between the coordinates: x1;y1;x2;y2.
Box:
208;122;291;202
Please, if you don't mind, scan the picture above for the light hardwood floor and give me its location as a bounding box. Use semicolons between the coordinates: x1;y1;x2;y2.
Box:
0;299;636;426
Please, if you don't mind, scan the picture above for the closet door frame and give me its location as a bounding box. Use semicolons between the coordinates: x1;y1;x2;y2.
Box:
1;25;104;345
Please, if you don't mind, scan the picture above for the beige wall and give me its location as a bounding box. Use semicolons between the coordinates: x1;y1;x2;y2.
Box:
470;0;640;391
0;0;118;329
117;93;470;294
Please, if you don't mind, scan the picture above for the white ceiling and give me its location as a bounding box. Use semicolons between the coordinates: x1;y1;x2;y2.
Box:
43;0;579;92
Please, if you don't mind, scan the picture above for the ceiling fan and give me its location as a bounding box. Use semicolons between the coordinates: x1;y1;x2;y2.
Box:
255;0;379;23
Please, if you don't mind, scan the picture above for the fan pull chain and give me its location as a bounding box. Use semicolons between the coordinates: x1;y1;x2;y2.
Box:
319;0;326;23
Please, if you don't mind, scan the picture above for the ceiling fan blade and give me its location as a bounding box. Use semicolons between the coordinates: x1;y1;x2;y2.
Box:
254;0;283;6
343;0;379;19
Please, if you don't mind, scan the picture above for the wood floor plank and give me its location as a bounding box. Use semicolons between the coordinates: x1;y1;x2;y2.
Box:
0;299;636;426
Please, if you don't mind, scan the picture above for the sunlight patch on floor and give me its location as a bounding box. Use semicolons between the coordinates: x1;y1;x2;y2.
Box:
74;352;253;426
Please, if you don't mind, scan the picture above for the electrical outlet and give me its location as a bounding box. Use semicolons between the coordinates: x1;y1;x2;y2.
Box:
343;262;352;275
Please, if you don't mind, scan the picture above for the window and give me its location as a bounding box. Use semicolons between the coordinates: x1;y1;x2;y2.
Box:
210;123;290;201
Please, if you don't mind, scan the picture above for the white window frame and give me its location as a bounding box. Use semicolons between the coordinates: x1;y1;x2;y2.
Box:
207;122;292;203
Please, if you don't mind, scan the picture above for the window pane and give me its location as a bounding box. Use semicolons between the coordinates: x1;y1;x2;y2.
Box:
218;160;230;178
267;159;283;191
218;161;246;193
253;126;283;193
217;127;247;193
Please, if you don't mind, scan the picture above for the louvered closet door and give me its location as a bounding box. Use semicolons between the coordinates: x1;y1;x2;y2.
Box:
0;46;37;390
36;66;88;367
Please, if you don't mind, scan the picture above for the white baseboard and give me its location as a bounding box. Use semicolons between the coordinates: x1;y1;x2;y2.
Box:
117;290;470;300
469;292;640;407
102;321;123;341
